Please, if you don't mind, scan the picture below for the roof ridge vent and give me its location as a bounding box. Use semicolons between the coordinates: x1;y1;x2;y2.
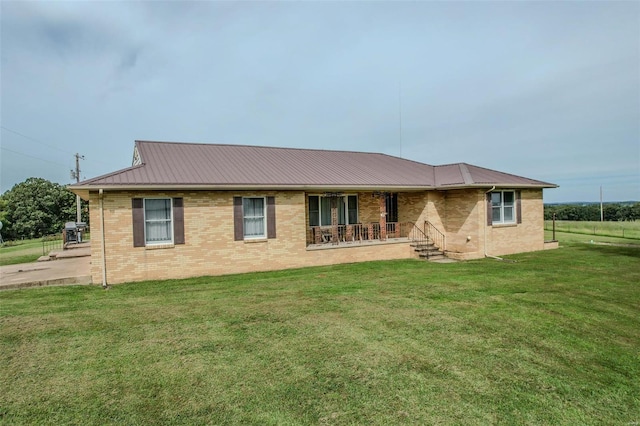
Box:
459;163;474;185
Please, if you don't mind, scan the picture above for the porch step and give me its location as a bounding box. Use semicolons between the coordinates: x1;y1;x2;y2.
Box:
411;242;447;261
420;253;447;261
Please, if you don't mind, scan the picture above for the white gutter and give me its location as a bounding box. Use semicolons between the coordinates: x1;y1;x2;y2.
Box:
99;189;108;288
483;185;504;261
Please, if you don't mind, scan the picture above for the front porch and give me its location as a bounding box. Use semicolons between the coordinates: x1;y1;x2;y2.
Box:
303;191;447;257
305;221;446;257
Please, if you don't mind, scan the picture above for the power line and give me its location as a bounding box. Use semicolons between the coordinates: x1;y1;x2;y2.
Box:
1;125;110;167
0;146;69;167
1;126;71;155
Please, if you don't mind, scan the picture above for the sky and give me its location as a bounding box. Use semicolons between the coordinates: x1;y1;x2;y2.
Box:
1;1;638;203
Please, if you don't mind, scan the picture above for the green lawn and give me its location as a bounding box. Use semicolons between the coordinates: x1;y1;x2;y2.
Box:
1;242;639;425
0;238;45;266
0;236;66;266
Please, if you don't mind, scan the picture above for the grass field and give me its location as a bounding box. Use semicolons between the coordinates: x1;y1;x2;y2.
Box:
0;238;47;266
1;241;639;425
0;236;65;266
545;219;640;240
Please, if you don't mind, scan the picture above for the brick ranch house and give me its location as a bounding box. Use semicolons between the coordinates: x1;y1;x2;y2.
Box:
69;141;558;286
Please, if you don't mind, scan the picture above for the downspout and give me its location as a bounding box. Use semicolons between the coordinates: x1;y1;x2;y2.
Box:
484;185;504;261
99;189;108;288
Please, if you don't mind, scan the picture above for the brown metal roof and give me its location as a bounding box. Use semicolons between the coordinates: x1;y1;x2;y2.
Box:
70;141;557;193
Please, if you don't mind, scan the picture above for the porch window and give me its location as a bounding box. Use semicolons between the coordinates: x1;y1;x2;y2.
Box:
243;197;266;238
491;191;515;224
308;195;358;226
385;193;398;222
144;198;173;244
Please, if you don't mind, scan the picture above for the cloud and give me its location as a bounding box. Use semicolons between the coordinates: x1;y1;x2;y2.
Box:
1;1;638;203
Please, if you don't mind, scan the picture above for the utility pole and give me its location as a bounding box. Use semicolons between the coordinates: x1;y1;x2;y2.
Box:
600;186;604;222
70;153;85;223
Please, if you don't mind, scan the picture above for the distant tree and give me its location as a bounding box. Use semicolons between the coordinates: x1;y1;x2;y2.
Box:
545;202;640;222
0;177;86;240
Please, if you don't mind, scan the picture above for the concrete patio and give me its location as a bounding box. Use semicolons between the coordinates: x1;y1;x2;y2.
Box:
0;243;92;291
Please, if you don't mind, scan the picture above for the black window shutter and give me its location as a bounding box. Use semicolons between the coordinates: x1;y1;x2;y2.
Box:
173;198;185;244
132;198;145;247
516;191;522;224
233;197;244;241
486;193;492;226
267;196;276;239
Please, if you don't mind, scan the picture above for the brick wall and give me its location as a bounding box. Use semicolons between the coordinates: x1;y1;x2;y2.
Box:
486;189;545;256
88;188;547;284
440;188;546;260
89;190;413;285
443;189;483;258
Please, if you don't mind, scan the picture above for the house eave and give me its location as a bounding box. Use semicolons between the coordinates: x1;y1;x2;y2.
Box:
69;182;558;200
68;183;438;199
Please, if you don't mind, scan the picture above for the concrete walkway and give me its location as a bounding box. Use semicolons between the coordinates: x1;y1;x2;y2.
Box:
0;243;92;291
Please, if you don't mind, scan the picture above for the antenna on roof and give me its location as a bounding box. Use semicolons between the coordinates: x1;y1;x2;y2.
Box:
398;81;403;158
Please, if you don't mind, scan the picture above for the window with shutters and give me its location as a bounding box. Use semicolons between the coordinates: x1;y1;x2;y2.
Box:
144;198;173;244
132;197;184;247
491;191;516;225
233;196;275;241
243;197;266;239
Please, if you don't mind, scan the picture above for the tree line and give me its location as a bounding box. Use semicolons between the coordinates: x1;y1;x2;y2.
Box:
544;202;640;222
0;177;88;241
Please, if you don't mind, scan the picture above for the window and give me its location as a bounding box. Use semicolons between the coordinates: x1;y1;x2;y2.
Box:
144;198;173;244
132;198;184;247
243;197;266;239
309;196;320;227
385;193;398;223
308;195;358;226
491;191;515;224
233;196;276;241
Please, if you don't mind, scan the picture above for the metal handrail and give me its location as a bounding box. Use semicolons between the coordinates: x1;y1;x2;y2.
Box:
405;221;429;247
425;221;446;253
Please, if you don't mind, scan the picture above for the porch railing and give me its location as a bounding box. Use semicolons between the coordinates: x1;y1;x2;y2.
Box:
306;221;446;251
307;222;413;246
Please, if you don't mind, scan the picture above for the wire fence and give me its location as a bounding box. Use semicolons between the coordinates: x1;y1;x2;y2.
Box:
42;234;63;256
544;221;640;240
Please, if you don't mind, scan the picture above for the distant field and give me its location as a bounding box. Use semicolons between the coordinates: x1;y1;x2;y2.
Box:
545;220;640;240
